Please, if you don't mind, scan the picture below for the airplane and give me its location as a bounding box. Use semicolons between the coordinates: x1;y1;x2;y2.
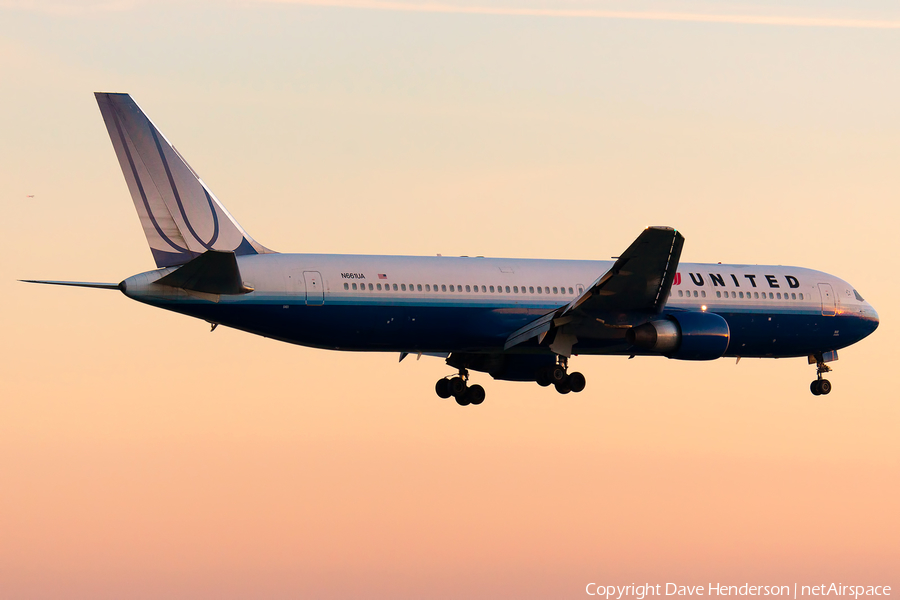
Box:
23;93;879;405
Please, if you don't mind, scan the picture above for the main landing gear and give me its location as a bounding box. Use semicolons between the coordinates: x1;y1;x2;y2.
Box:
435;367;486;406
535;357;586;395
810;354;832;396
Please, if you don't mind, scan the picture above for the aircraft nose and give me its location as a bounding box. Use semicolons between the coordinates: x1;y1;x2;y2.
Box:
867;303;879;333
853;302;879;339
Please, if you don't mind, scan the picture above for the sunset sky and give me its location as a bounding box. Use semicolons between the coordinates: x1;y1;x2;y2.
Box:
1;1;898;598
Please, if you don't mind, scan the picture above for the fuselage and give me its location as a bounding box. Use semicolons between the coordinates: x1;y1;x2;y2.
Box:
121;253;879;359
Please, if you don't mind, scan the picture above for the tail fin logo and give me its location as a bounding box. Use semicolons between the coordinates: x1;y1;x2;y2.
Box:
96;92;271;267
146;125;221;250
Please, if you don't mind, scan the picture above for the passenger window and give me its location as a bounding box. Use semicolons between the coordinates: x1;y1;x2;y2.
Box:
730;291;734;298
376;283;382;291
368;283;374;290
568;287;574;294
481;285;486;292
442;285;447;292
769;292;774;299
578;286;584;294
505;286;511;293
537;287;542;294
465;285;471;292
529;286;534;293
791;293;796;299
352;283;357;290
754;292;758;299
393;284;398;291
552;287;558;294
400;284;406;291
490;286;495;293
776;293;781;299
738;292;742;298
344;283;349;290
799;293;804;300
701;291;706;298
716;291;721;298
513;286;518;293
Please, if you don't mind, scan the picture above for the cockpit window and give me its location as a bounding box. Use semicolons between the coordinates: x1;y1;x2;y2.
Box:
853;289;865;302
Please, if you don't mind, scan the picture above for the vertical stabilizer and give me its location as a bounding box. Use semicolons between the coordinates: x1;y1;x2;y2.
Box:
95;92;272;267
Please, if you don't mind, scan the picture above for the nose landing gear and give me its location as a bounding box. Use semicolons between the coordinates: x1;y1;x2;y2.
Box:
435;368;485;406
810;354;832;396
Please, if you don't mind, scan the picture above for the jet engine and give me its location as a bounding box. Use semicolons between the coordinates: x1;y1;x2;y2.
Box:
626;311;730;360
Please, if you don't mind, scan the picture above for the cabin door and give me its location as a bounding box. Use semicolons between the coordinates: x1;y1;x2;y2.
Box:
304;271;324;306
818;283;836;316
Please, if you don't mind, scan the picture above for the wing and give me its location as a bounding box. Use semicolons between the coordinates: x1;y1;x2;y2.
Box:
504;226;684;353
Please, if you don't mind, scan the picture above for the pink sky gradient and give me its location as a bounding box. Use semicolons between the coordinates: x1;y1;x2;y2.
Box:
1;1;897;597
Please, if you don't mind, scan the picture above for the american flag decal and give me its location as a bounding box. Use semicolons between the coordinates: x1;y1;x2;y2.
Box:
378;273;388;279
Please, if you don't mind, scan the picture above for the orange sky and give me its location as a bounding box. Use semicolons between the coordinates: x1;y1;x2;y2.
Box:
1;1;898;598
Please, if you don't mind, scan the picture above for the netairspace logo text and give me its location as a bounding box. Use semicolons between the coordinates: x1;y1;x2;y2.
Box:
586;584;892;599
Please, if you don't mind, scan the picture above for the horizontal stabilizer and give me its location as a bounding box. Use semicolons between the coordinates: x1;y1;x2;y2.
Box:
155;250;253;295
21;280;121;290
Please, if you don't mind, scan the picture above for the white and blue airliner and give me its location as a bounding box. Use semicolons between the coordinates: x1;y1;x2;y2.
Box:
24;93;879;405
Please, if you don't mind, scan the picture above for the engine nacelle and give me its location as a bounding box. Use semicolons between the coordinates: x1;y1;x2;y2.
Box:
626;311;730;361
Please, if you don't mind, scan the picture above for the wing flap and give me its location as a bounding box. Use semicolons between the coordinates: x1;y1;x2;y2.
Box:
504;311;557;350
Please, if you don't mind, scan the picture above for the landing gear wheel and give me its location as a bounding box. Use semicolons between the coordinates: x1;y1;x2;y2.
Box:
435;379;452;399
448;377;466;397
536;368;552;387
455;392;471;406
810;380;822;396
467;384;486;405
818;379;832;395
567;372;586;393
555;382;571;394
550;366;567;385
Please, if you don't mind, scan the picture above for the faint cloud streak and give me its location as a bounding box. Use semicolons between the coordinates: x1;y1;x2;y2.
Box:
263;0;900;29
0;0;139;16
